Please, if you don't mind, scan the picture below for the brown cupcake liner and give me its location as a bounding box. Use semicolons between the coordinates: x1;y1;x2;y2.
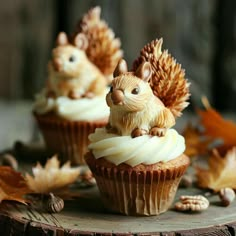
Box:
34;113;107;165
86;152;190;216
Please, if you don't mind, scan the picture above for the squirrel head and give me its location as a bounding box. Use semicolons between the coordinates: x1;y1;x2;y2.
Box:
106;59;154;112
50;32;89;77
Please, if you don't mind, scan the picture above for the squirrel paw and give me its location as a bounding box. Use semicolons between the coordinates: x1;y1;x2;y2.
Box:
106;124;118;134
82;92;95;99
131;128;148;138
150;127;166;137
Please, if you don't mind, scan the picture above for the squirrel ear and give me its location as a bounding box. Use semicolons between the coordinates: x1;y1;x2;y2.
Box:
74;33;88;50
113;59;128;77
56;32;68;46
135;62;152;82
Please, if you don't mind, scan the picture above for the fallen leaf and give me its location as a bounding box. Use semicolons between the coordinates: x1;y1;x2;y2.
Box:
25;155;80;194
182;123;212;157
0;166;31;204
196;147;236;192
198;107;236;155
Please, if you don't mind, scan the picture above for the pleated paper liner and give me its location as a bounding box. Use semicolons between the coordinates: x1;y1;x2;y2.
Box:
34;112;108;165
86;152;190;216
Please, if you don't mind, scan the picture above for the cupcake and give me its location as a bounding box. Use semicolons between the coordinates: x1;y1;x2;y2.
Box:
33;7;123;165
86;38;190;215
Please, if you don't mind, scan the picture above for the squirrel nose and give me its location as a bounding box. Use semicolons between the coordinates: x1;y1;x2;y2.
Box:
111;89;124;105
52;58;63;71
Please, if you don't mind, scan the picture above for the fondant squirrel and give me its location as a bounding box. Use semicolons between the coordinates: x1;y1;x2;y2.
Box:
106;39;190;137
48;32;107;99
47;7;123;99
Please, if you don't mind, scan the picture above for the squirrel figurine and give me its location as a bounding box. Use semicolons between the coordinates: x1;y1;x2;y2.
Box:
47;6;123;99
106;39;190;137
106;59;175;137
47;32;107;99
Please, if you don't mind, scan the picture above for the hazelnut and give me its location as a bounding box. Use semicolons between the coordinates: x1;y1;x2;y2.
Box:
47;193;64;213
219;188;235;206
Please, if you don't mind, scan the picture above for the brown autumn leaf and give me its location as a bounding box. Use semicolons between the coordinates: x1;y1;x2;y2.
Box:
182;123;212;157
0;166;31;204
25;155;80;194
196;147;236;192
198;107;236;155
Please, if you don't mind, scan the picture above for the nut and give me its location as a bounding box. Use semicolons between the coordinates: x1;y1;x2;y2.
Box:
1;153;18;170
175;195;209;212
46;193;64;213
219;188;235;206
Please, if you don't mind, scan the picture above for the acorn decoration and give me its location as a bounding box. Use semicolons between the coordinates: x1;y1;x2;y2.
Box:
46;193;64;213
133;38;190;118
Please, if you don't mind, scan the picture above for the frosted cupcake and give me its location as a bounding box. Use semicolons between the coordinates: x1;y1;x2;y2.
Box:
86;39;190;215
33;7;123;165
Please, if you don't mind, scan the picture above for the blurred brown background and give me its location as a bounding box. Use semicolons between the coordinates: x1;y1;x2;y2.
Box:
1;0;236;110
0;0;236;149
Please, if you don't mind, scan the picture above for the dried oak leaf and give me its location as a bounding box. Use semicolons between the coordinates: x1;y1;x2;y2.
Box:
182;123;212;157
25;155;80;194
196;147;236;192
198;107;236;155
0;166;31;204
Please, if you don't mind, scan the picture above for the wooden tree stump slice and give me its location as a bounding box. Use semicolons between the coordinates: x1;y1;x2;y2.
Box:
0;185;236;235
1;142;236;236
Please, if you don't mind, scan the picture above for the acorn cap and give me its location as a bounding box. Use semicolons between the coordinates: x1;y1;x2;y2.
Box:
133;39;190;118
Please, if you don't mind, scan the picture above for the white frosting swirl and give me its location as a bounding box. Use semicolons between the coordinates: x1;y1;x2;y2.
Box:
88;128;186;167
33;89;109;121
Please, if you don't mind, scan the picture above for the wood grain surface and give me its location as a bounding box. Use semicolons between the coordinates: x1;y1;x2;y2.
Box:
0;182;236;235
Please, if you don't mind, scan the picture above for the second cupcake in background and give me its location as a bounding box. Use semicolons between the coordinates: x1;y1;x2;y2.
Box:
86;38;190;216
33;7;123;165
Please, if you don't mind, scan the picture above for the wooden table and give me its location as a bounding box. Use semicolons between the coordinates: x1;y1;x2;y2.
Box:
0;172;236;236
1;102;236;235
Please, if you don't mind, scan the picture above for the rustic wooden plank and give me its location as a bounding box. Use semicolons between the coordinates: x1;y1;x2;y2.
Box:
1;0;236;113
0;0;56;99
0;0;217;106
212;0;236;111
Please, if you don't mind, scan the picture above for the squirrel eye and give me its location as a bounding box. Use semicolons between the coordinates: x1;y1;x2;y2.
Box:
131;87;139;95
109;86;113;93
69;55;75;62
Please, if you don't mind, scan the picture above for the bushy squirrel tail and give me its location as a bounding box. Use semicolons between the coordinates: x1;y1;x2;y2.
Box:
133;38;190;118
72;6;123;82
